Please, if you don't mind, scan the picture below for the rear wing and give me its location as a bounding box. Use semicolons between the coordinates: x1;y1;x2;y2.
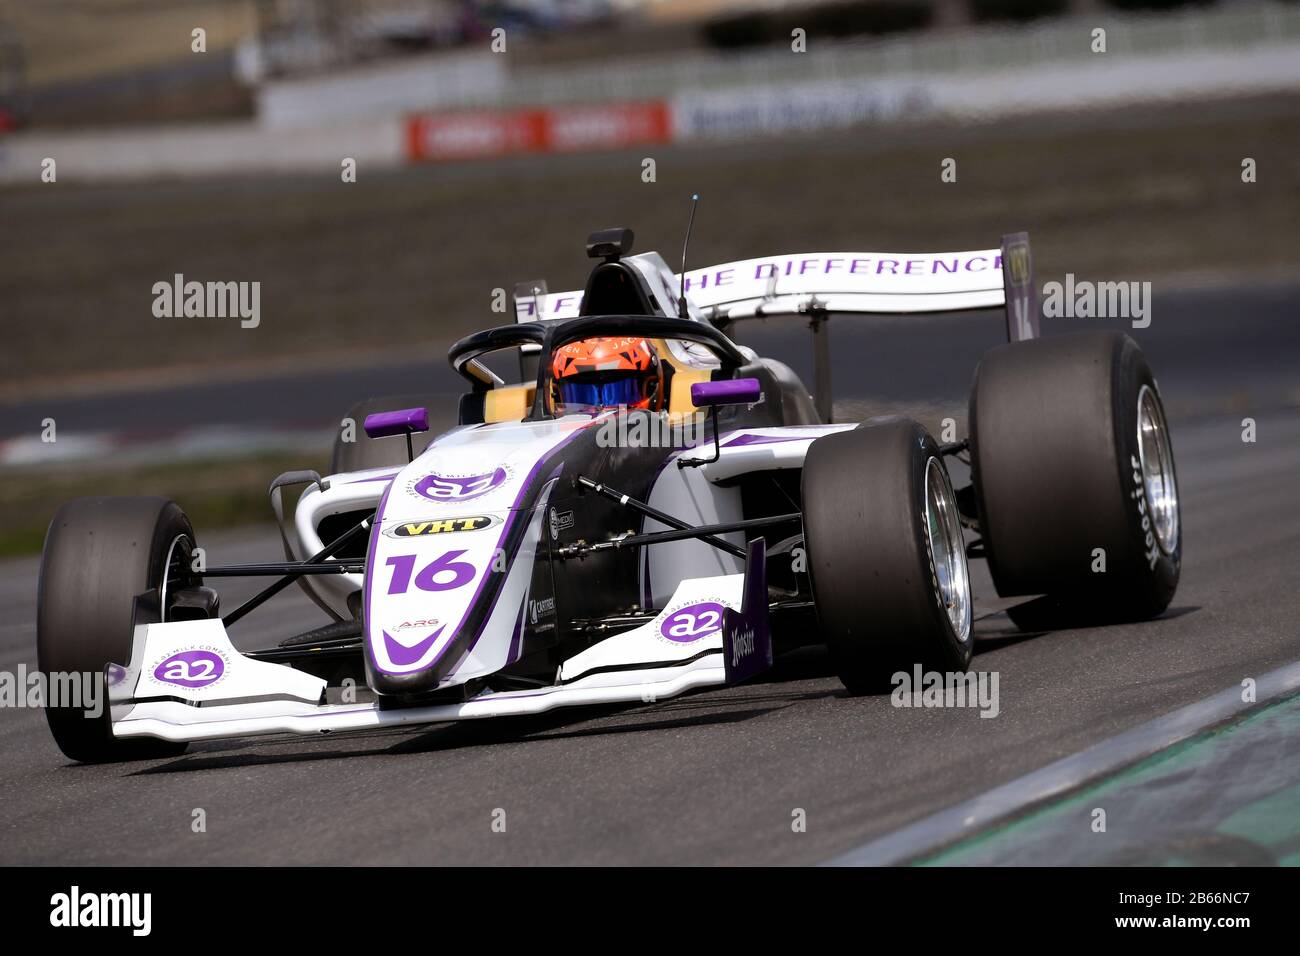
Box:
516;232;1037;341
512;232;1037;421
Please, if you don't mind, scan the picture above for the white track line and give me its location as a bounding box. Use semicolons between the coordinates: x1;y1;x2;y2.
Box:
825;659;1300;866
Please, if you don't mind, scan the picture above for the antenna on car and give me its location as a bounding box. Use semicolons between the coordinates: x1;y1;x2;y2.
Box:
678;193;699;319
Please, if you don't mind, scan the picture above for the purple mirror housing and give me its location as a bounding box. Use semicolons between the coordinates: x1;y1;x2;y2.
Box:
363;407;429;439
691;378;762;409
678;378;762;470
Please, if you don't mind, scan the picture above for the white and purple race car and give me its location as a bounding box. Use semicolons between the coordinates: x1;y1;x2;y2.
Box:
37;228;1180;762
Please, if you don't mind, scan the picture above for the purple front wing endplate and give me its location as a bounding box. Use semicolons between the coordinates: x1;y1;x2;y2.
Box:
722;538;772;684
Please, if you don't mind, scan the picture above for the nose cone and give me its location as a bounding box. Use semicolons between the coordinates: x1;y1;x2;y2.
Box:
360;415;593;699
364;624;461;698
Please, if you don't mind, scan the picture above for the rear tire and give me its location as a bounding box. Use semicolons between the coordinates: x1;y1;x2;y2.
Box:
331;394;440;474
38;497;194;763
803;419;973;694
970;331;1180;628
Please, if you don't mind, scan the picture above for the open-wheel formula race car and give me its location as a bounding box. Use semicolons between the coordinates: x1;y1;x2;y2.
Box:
37;227;1181;762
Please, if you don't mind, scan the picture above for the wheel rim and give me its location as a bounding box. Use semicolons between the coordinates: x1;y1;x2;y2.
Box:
924;457;971;643
160;533;194;623
1137;384;1179;555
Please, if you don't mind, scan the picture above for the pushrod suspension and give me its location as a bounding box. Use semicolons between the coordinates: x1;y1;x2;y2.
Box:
219;516;372;628
576;475;749;559
556;513;799;559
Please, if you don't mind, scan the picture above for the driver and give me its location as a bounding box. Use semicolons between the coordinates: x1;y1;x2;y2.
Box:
550;336;665;412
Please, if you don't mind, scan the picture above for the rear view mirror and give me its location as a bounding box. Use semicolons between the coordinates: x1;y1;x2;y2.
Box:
363;407;429;463
680;378;762;470
363;407;429;439
691;378;761;408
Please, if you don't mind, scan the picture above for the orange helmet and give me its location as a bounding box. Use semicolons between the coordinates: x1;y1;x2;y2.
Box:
550;336;663;411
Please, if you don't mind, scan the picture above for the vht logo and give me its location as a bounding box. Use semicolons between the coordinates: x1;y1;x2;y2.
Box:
389;515;499;537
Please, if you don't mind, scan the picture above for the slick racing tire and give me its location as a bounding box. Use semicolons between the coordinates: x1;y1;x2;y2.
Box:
969;331;1181;629
803;418;973;695
331;394;440;474
38;497;195;763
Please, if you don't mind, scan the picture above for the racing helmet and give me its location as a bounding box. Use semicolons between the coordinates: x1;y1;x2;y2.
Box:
550;336;664;412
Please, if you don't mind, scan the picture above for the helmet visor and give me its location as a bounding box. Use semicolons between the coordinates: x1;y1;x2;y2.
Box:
558;376;643;411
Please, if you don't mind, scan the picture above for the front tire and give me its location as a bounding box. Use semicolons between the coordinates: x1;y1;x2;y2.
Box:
969;331;1180;627
803;419;973;694
37;497;194;763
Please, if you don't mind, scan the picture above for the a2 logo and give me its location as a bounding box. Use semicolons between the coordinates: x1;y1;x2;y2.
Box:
152;648;227;689
659;601;726;644
408;467;509;503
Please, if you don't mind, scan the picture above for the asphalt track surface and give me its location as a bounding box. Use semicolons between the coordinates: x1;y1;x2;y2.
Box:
1;297;1298;864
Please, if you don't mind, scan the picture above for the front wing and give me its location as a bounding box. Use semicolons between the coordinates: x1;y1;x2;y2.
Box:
110;560;771;745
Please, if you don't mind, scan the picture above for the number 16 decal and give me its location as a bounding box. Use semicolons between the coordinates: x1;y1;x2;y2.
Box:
385;551;476;594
